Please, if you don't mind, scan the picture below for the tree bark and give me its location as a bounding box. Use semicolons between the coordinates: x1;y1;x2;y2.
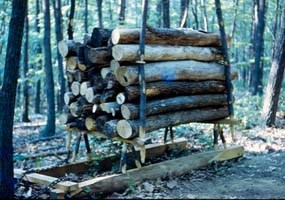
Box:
85;46;111;65
67;0;75;40
119;0;126;25
252;0;266;95
22;11;30;122
117;106;228;138
180;0;189;28
111;27;230;47
162;0;170;28
35;0;42;114
190;0;199;29
116;80;226;103
104;119;119;138
52;0;66;113
84;0;88;33
121;94;228;120
115;60;238;86
262;5;285;126
0;0;27;197
96;0;103;28
41;0;56;137
112;44;222;62
201;0;208;31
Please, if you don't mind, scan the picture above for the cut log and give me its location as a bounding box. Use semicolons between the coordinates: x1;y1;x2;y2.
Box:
66;56;78;70
78;63;87;71
115;60;238;86
67;70;88;82
64;92;76;105
58;40;82;58
110;60;120;73
111;28;230;47
104;120;119;138
100;102;120;117
87;28;113;48
117;106;228;138
117;80;226;104
112;44;223;62
69;97;91;117
121;94;228;120
101;67;111;79
85;117;97;131
85;88;101;104
71;81;81;96
103;72;121;90
85;46;111;65
77;146;244;194
59;113;75;124
80;81;91;96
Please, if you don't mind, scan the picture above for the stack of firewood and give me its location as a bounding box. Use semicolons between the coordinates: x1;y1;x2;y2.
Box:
59;27;237;140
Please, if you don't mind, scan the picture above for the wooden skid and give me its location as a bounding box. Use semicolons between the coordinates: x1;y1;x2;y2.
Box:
77;145;244;195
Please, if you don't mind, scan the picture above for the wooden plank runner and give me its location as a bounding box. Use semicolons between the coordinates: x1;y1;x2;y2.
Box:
77;146;244;194
14;169;79;192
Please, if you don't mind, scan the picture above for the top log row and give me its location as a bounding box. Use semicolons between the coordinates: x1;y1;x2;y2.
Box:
58;27;231;59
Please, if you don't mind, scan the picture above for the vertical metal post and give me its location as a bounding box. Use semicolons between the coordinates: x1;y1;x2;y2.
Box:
215;0;235;142
137;0;148;163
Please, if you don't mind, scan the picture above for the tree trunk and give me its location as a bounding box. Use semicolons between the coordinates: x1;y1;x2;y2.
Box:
35;0;42;114
117;106;228;138
230;0;239;39
111;28;230;47
41;0;56;137
115;60;238;86
156;0;162;27
117;80;226;103
96;0;103;28
201;0;208;31
121;94;228;120
67;0;75;40
84;0;88;33
119;0;126;25
0;0;27;197
252;0;266;95
262;5;285;126
112;44;222;62
180;0;189;28
191;0;199;29
162;0;170;28
22;11;30;122
52;0;66;113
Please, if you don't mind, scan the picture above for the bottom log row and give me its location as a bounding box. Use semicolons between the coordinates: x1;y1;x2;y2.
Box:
60;93;230;140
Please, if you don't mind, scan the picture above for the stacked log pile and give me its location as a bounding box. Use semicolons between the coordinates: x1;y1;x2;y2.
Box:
59;27;237;140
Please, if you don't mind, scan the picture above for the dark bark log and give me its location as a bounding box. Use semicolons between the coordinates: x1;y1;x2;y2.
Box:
96;115;111;132
121;94;228;120
52;0;66;112
117;80;226;103
41;0;56;137
115;61;238;86
85;46;111;65
22;12;30;122
117;106;229;138
262;5;285;126
100;89;117;103
64;92;76;105
100;102;120;117
111;27;230;47
58;40;82;58
59;112;76;124
85;88;101;104
0;0;27;197
87;28;112;48
69;97;92;117
104;119;119;138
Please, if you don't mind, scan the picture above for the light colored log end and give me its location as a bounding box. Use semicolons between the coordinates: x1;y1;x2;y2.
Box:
101;67;112;79
71;81;81;96
111;28;120;45
112;45;124;61
121;104;131;120
117;120;133;139
58;40;68;58
116;92;126;105
85;117;96;131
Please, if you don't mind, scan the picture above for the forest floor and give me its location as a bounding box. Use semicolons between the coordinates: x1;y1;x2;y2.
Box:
13;114;285;199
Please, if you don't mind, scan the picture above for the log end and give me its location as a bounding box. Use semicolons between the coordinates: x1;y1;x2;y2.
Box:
85;117;96;131
121;104;131;120
115;67;130;87
71;82;81;96
116;92;126;105
112;45;123;61
111;28;120;45
117;120;133;139
58;40;68;58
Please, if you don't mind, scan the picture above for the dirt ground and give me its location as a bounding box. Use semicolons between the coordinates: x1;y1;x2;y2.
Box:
13;115;285;199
